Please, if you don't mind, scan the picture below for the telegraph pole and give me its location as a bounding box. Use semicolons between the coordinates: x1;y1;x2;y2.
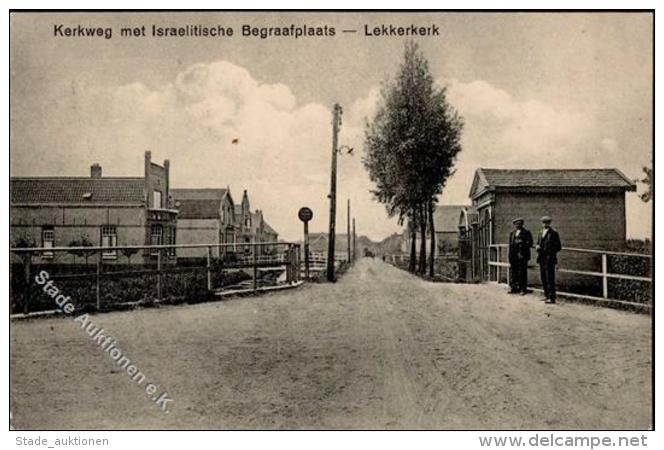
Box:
326;104;342;281
352;218;356;261
347;199;351;263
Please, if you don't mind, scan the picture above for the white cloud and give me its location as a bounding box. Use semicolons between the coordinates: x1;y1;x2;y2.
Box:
437;78;651;238
12;60;402;241
11;63;650;241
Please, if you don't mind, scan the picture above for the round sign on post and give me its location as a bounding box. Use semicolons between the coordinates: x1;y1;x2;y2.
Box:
298;207;313;222
298;207;313;281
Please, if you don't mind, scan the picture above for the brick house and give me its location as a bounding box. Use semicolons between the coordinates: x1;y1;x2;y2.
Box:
171;188;237;259
468;168;637;251
250;209;279;253
172;188;279;258
10;151;178;264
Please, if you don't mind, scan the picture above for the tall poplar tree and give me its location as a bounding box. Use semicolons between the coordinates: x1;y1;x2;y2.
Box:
363;41;463;276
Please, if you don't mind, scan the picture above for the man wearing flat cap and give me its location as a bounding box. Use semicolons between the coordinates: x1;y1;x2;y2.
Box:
508;217;533;295
536;216;562;304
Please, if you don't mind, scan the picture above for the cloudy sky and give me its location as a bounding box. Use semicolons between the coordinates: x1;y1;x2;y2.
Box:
10;12;653;241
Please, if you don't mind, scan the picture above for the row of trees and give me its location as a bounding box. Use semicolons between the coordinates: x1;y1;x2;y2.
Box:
363;42;464;277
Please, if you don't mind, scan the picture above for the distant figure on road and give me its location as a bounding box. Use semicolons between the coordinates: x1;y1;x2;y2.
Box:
536;216;562;304
508;217;533;295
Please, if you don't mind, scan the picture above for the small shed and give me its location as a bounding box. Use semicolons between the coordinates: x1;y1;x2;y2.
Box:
469;168;637;251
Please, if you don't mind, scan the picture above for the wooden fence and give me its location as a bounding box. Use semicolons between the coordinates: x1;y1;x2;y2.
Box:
10;241;301;315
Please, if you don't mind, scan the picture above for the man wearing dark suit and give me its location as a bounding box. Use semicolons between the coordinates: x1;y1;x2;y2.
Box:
508;217;533;295
536;216;562;304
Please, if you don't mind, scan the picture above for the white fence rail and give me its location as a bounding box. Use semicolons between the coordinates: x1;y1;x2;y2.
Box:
488;244;652;308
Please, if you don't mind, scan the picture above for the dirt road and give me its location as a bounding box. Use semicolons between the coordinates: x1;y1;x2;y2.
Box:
10;258;651;429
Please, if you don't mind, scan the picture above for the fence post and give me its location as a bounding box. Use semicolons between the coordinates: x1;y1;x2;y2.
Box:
602;253;608;299
96;254;101;310
156;250;162;299
288;245;294;284
23;254;31;315
206;246;212;292
285;245;290;283
253;244;258;293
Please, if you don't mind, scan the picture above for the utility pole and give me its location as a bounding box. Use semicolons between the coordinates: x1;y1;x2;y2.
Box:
326;103;342;281
347;199;351;263
352;218;356;262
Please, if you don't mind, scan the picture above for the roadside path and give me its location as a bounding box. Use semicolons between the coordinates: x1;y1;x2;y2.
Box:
10;258;651;429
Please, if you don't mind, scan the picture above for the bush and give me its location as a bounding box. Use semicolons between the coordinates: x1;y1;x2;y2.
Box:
11;262;255;314
607;253;652;305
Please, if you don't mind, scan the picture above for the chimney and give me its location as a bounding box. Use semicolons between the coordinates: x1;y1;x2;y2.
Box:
144;151;152;178
90;163;102;178
163;159;170;206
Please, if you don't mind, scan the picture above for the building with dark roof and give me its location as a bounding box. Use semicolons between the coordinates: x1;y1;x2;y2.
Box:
171;188;236;258
250;209;279;253
234;189;252;244
233;189;278;250
401;204;470;256
467;168;637;251
171;187;279;259
10;151;178;264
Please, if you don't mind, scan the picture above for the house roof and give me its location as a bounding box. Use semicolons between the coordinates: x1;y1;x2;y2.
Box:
170;188;228;200
431;205;470;233
10;177;145;205
171;189;231;220
174;199;221;219
470;168;637;198
263;221;278;236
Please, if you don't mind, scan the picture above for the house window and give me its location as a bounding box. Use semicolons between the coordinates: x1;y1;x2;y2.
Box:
42;226;55;259
151;225;163;255
153;190;162;209
101;226;118;260
167;226;176;256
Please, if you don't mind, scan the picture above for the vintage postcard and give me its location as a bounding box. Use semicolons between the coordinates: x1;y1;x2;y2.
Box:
8;10;653;434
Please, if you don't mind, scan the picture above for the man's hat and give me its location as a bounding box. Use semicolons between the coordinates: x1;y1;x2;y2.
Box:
512;217;524;224
540;215;552;223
